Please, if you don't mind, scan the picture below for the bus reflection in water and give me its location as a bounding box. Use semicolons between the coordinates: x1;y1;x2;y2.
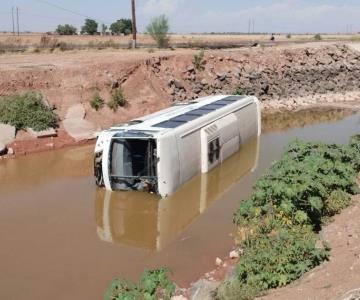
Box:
95;136;259;251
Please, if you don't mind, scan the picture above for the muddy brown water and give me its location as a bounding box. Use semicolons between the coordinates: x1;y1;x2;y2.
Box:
0;108;359;300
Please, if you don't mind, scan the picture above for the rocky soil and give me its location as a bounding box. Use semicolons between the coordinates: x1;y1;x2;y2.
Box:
0;42;360;157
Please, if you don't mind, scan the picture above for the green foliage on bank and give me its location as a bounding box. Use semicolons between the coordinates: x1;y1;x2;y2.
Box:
216;137;360;300
107;88;126;111
104;268;175;300
192;50;205;71
0;92;58;131
89;92;105;111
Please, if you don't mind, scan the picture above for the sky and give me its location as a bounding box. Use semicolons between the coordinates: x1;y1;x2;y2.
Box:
0;0;360;34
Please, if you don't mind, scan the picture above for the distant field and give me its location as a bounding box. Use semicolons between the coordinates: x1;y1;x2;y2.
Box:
0;33;359;52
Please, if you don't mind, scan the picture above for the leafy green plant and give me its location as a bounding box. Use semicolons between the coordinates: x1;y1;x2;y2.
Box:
217;226;329;300
324;189;351;216
89;92;105;111
192;50;205;71
216;138;360;300
0;92;58;131
104;268;175;300
233;87;243;95
107;88;126;111
234;140;360;228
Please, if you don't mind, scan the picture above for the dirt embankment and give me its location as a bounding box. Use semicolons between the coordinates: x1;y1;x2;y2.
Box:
0;43;360;156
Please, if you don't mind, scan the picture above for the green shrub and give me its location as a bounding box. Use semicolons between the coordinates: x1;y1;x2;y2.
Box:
324;189;351;216
286;33;292;39
216;279;262;300
146;15;170;48
104;268;175;300
107;88;126;111
216;226;329;300
350;134;360;152
314;33;322;40
89;92;104;111
233;87;243;95
192;50;205;71
218;138;360;299
234;140;360;228
0;92;58;131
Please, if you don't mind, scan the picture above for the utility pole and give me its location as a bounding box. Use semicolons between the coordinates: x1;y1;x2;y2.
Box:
11;7;15;35
252;19;255;34
248;18;251;34
16;6;19;36
131;0;137;49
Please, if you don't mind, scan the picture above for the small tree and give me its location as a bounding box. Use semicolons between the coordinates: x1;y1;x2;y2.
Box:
55;24;77;35
146;15;170;48
82;19;98;35
110;19;132;35
314;33;322;40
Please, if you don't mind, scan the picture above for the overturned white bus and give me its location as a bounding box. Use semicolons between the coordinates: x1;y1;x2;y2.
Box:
94;95;261;197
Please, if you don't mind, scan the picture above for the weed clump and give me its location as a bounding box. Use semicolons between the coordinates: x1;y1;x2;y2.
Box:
89;92;104;111
104;268;175;300
233;87;243;95
192;50;205;71
0;92;58;131
107;88;126;111
324;189;351;216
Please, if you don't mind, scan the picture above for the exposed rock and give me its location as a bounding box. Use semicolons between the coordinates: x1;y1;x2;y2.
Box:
171;296;188;300
229;250;240;259
190;279;220;300
63;118;98;142
193;85;203;94
27;127;57;138
0;142;7;155
201;79;208;86
7;147;14;155
187;65;195;73
63;104;98;141
111;80;119;89
215;257;223;266
168;78;175;87
65;104;86;120
216;73;226;81
0;123;16;145
174;79;185;90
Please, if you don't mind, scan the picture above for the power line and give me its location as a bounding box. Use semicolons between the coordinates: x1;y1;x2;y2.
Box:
33;0;111;24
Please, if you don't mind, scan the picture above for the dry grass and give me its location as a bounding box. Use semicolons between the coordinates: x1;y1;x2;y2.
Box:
0;32;359;54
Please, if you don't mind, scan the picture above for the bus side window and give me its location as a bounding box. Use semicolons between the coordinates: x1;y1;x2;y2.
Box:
208;138;220;163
